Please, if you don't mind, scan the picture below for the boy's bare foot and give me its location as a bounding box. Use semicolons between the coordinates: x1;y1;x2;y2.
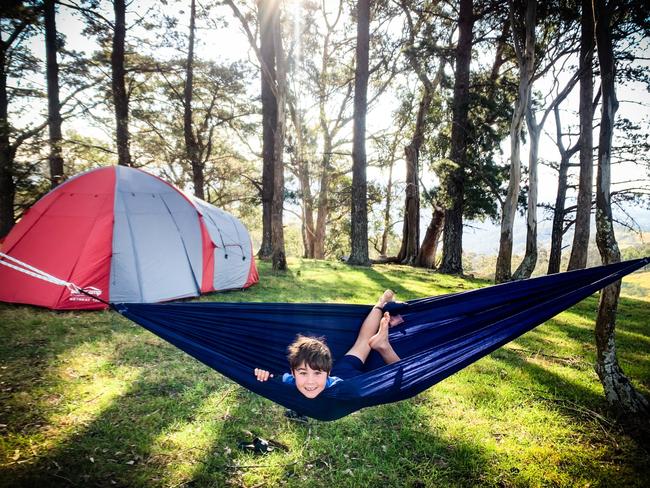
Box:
368;312;391;352
377;289;395;308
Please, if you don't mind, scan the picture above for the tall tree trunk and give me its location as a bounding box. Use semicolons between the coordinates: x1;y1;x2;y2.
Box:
513;97;539;279
440;0;473;274
112;0;131;167
495;0;536;283
313;139;331;259
567;0;595;271
311;3;344;260
547;157;569;274
349;0;370;266
184;0;204;200
44;0;64;188
0;16;34;237
271;2;287;270
415;204;444;268
0;31;16;237
397;89;430;264
548;106;578;274
593;0;649;435
288;100;315;258
258;0;277;259
380;159;395;257
397;5;447;267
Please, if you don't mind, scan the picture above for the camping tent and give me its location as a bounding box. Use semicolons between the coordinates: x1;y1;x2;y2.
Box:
0;166;258;309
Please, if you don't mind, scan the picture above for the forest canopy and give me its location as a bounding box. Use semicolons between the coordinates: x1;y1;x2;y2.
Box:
1;0;648;275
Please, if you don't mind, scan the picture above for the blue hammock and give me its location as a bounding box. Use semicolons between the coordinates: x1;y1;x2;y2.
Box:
114;258;649;421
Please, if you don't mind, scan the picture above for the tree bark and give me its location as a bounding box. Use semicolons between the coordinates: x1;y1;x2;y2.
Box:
548;106;579;274
396;4;446;266
440;0;473;274
397;89;430;264
513;97;539;279
258;0;277;259
184;0;204;200
349;0;370;266
311;1;345;260
0;21;22;237
593;0;649;436
0;42;14;237
495;0;536;283
271;1;287;270
44;0;64;188
288;100;315;258
380;158;395;257
567;0;595;271
112;0;131;166
415;204;444;268
313;136;331;259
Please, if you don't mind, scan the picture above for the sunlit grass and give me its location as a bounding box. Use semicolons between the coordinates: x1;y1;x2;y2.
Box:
1;258;648;487
621;270;650;301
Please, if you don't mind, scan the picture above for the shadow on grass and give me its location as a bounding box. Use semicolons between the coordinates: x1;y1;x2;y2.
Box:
185;395;495;488
0;305;127;438
2;328;247;487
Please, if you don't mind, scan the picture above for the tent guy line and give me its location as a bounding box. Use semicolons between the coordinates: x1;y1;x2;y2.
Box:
0;251;112;306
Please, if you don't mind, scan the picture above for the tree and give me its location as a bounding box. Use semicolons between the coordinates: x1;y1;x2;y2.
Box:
294;0;353;260
255;0;277;259
269;0;287;270
439;0;474;274
421;7;512;270
0;2;44;237
348;0;370;266
567;0;595;270
415;203;444;268
375;121;408;258
226;0;287;269
494;0;536;282
44;0;64;188
183;0;203;199
396;0;448;265
546;104;580;274
592;0;649;436
112;0;131;166
513;67;580;279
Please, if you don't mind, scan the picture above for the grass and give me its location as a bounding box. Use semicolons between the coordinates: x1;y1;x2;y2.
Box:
621;270;650;301
0;258;648;487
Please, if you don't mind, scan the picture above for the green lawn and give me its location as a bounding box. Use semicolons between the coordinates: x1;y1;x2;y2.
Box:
1;259;648;487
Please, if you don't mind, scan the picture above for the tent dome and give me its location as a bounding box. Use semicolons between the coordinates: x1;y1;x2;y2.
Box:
0;166;258;309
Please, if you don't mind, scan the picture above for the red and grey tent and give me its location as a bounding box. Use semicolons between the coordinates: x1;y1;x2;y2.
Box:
0;166;258;310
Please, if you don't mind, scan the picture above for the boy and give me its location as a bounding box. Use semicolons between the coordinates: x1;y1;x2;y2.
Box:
254;290;401;399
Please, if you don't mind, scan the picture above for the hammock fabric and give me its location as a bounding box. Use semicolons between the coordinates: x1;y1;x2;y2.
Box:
115;258;649;421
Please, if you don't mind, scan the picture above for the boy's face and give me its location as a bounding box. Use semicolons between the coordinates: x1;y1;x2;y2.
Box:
292;362;328;398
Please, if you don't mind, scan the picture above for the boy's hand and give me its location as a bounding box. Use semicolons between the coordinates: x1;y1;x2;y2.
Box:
254;368;274;382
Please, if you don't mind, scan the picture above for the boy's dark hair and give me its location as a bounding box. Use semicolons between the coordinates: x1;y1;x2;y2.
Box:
287;335;332;373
